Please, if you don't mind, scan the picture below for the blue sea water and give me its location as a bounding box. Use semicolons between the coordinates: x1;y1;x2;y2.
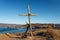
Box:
0;26;37;34
0;26;27;34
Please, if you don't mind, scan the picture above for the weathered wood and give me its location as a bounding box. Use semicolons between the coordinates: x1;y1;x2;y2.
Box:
19;4;37;37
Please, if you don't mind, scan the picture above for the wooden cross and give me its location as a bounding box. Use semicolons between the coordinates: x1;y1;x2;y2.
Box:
19;4;37;37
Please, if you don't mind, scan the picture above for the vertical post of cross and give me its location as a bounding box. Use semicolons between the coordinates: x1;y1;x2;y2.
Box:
28;5;33;36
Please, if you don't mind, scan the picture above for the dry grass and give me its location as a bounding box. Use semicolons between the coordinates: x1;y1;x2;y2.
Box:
0;29;60;40
46;29;60;40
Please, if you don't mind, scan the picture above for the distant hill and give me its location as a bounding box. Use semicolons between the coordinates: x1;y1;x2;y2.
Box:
0;23;22;28
0;23;60;28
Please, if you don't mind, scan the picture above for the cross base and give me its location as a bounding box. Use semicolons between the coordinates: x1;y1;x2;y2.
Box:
27;36;34;40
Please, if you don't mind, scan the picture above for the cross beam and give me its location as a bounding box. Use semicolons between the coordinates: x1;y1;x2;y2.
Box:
19;4;37;36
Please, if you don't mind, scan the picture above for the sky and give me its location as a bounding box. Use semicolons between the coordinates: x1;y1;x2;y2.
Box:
0;0;60;24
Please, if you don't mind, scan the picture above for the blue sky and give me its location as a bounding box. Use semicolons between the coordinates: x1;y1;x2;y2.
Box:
0;0;60;24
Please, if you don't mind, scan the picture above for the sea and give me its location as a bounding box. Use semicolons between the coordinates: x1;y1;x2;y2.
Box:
0;26;37;34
